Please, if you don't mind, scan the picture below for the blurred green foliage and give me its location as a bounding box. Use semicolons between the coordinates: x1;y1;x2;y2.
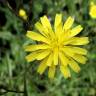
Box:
0;0;96;96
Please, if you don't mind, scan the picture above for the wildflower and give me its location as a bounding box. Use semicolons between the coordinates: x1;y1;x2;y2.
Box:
89;1;96;19
19;9;27;20
24;14;89;79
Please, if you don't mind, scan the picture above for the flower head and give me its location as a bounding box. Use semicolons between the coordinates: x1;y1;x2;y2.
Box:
19;9;27;20
24;14;89;79
89;1;96;19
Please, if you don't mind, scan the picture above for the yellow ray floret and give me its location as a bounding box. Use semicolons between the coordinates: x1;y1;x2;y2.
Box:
25;14;89;79
26;31;50;44
54;14;62;37
69;58;80;73
48;65;56;79
60;66;71;78
89;1;96;19
63;16;74;30
24;44;50;52
53;48;58;65
37;58;48;74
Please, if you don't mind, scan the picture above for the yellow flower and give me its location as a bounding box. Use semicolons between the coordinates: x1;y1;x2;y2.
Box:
24;14;89;79
19;9;27;20
89;1;96;19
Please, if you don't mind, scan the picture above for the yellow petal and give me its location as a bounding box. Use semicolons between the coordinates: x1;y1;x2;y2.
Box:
25;52;37;62
63;37;89;45
26;31;50;44
37;58;48;74
89;4;96;18
59;52;68;66
35;21;47;37
36;50;50;60
54;14;63;39
60;66;71;78
71;47;87;55
62;47;87;64
63;46;88;55
63;37;75;45
72;54;87;64
70;25;83;37
53;48;58;65
46;53;53;66
60;29;71;43
67;37;89;45
54;14;62;32
40;16;54;38
48;65;56;79
63;16;74;30
24;44;50;52
69;58;80;73
55;23;63;41
61;47;74;57
40;15;52;30
54;14;62;28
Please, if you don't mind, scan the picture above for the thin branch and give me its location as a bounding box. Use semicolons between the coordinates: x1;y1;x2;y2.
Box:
6;89;24;93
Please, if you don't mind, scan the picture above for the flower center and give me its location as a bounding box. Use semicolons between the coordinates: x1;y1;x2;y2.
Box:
50;38;62;51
